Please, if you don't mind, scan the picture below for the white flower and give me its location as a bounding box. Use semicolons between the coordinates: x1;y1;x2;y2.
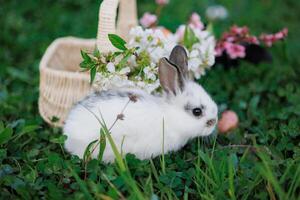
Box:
193;68;206;79
93;72;132;91
206;5;228;21
129;26;144;38
190;49;199;58
177;27;216;79
188;57;202;71
136;81;146;88
128;26;176;56
144;80;160;93
106;62;115;73
134;76;142;81
127;55;137;67
143;66;157;81
114;54;123;64
94;25;216;93
149;47;165;63
119;67;131;75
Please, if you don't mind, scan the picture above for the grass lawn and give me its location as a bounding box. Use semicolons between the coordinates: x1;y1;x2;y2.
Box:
1;0;300;199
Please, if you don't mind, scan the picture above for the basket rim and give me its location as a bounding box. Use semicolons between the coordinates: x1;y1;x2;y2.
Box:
40;36;96;80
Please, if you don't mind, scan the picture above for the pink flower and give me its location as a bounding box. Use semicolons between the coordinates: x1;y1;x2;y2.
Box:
230;25;249;36
189;12;204;30
274;28;288;40
224;42;246;59
215;41;226;56
260;34;274;47
282;28;288;36
190;12;201;23
245;36;259;45
215;46;224;56
156;0;169;5
140;12;157;28
225;36;235;42
218;110;239;133
260;28;288;47
175;25;186;41
274;32;284;40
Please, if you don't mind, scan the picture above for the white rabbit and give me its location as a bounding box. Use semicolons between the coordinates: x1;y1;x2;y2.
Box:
63;45;218;163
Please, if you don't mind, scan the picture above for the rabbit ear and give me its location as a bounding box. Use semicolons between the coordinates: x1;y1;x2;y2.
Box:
169;45;189;79
158;58;183;95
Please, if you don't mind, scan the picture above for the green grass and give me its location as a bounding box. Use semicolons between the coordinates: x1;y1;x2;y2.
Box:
1;0;300;199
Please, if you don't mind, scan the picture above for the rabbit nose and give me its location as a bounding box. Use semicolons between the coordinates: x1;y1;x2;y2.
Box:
206;119;216;127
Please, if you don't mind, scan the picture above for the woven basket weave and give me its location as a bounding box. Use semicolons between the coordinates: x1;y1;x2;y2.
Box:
39;0;138;127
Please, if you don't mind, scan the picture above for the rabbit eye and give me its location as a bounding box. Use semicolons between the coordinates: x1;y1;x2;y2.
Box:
192;108;203;117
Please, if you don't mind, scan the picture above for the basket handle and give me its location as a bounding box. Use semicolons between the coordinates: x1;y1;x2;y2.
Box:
96;0;138;53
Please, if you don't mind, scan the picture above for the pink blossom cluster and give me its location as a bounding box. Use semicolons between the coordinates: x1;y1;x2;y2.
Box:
215;25;259;59
174;13;204;40
189;12;204;30
216;25;288;59
259;28;288;47
140;12;157;28
155;0;169;5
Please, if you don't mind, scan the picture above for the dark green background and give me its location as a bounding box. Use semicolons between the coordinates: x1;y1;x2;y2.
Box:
0;0;299;199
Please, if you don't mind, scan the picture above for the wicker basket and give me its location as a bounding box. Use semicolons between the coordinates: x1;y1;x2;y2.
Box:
39;0;138;127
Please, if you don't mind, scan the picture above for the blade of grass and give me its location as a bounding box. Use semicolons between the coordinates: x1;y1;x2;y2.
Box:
256;150;286;199
101;173;126;200
97;128;106;162
150;159;160;183
228;154;237;200
194;165;217;188
160;118;166;174
68;163;93;200
287;162;300;199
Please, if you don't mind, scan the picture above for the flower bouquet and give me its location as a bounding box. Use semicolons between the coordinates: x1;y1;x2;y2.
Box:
80;17;215;93
215;25;288;68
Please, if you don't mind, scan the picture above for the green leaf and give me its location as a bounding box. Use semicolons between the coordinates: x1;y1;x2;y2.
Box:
113;51;123;57
0;121;4;132
80;50;94;70
0;149;7;161
102;126;126;172
13;125;40;142
24;168;38;183
206;22;214;35
98;128;106;162
67;163;94;200
183;26;199;50
20;125;40;134
80;60;90;69
108;34;127;51
47;182;63;199
90;66;97;84
0;128;13;145
51;116;60;123
118;52;131;67
83;139;98;163
93;47;101;58
183;26;191;49
81;50;91;62
50;135;68;144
